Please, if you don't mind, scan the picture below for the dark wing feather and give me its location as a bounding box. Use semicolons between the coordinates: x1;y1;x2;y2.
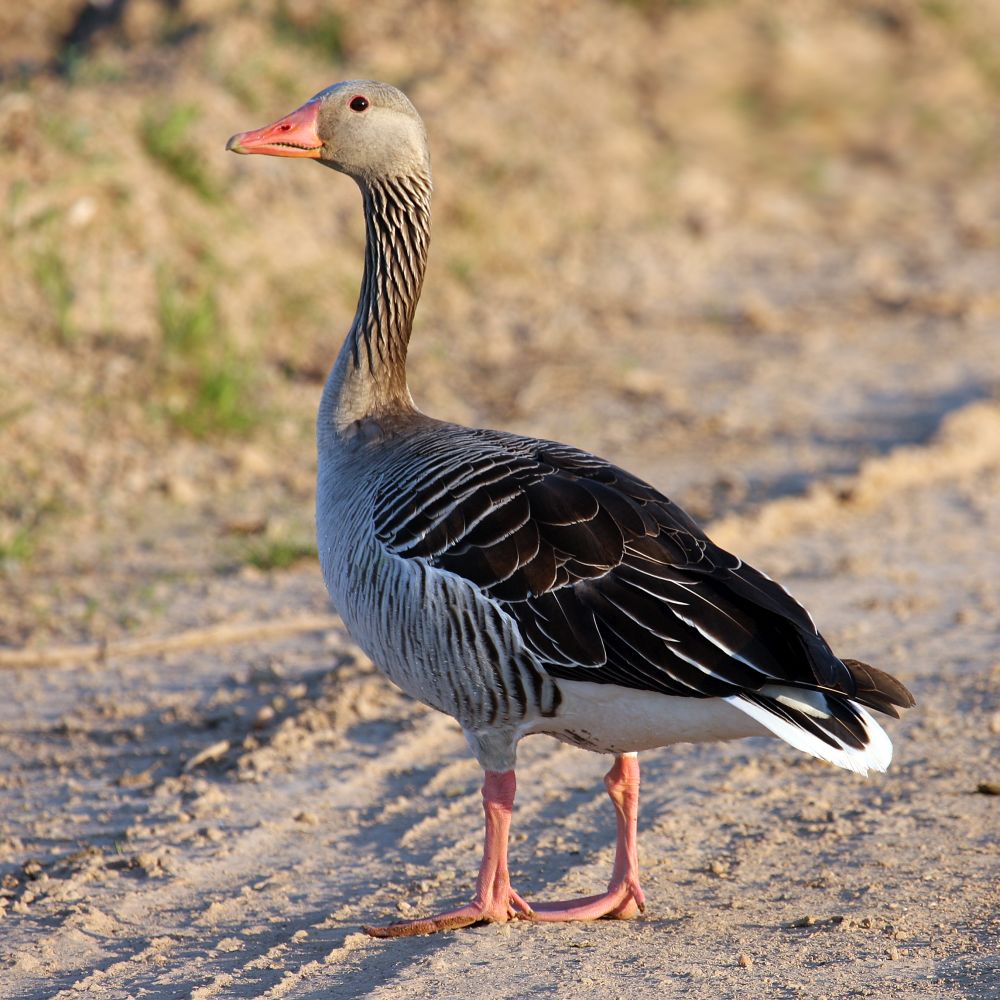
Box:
841;658;916;718
374;428;913;714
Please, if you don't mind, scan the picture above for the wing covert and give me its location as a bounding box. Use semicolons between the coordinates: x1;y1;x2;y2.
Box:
373;429;857;702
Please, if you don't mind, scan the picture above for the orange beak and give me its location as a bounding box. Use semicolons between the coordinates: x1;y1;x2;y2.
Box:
226;99;322;158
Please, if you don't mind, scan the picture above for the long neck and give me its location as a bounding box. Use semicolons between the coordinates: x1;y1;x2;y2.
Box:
321;172;431;435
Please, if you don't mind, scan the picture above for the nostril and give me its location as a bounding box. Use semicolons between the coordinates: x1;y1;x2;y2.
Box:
278;123;291;132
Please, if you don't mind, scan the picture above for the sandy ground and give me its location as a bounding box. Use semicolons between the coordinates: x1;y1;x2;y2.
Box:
2;374;999;998
2;2;1000;997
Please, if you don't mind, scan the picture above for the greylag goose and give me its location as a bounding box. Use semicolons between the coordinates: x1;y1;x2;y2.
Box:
227;81;914;938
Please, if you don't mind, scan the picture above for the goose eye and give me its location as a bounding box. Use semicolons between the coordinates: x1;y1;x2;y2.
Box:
349;96;369;112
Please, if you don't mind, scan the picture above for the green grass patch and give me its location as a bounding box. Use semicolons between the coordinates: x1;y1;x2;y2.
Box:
921;0;962;25
272;1;347;60
219;67;264;112
0;495;59;572
166;358;259;438
155;270;261;439
62;48;128;85
0;524;36;568
612;0;722;12
141;105;220;202
240;535;317;571
32;247;76;344
0;402;33;430
40;112;91;157
158;269;217;358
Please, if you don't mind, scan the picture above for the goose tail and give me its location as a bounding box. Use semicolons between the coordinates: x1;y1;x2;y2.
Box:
726;685;895;777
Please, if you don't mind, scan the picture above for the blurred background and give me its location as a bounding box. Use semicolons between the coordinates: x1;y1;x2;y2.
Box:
2;0;999;649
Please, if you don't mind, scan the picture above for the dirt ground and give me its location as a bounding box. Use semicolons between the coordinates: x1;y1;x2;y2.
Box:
2;2;999;998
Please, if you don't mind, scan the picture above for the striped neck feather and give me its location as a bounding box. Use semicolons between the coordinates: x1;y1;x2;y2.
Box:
322;172;431;433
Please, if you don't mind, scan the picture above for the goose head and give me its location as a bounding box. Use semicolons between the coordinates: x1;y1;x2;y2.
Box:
226;80;430;182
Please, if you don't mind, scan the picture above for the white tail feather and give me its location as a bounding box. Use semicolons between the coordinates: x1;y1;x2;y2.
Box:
726;694;893;776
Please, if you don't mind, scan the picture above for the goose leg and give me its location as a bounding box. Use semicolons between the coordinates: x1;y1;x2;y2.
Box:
529;752;646;921
364;769;534;938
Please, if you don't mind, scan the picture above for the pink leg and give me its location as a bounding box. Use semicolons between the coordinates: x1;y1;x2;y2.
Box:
364;770;533;938
531;753;646;921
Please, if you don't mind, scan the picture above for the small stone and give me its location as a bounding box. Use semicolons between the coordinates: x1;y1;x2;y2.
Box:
163;474;198;505
237;447;274;477
223;515;268;536
67;196;97;228
293;811;318;825
887;945;901;961
975;782;1000;796
182;739;231;773
252;705;275;730
621;367;663;397
739;291;782;333
134;852;165;877
738;952;753;968
117;767;154;789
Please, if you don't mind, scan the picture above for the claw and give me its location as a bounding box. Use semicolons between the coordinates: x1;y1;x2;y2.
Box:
364;889;530;938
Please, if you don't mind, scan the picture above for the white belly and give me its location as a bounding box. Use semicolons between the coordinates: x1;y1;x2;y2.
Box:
529;678;771;754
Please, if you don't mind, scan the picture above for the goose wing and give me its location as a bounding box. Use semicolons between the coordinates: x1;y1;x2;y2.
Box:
373;430;911;715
